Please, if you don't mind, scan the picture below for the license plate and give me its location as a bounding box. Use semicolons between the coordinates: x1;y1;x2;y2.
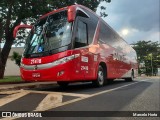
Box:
32;73;40;78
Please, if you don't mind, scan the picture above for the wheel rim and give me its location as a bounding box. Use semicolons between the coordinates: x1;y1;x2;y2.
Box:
98;70;104;85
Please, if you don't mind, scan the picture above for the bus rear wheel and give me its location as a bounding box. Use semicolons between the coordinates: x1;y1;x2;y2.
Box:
125;70;134;82
92;65;105;87
57;81;69;88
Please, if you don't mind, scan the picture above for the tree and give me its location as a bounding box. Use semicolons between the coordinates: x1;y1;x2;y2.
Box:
132;40;160;76
0;0;111;79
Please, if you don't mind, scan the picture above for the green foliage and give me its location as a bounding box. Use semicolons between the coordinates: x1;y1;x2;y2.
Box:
11;51;22;66
0;76;22;83
132;40;160;76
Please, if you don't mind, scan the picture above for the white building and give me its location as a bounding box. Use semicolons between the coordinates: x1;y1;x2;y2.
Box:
4;47;24;76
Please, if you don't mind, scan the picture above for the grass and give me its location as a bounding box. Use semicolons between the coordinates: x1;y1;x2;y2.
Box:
0;76;23;83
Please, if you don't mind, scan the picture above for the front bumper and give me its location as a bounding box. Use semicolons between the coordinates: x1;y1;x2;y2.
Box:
20;60;79;82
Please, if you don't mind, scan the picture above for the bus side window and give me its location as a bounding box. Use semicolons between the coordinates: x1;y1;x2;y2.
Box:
75;20;88;48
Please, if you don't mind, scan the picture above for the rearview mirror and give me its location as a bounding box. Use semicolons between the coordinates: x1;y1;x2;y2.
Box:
13;25;32;38
67;6;76;22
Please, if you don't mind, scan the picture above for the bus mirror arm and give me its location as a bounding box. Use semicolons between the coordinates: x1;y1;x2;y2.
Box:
13;25;33;38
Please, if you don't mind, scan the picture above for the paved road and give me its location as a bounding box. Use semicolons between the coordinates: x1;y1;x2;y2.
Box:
0;77;159;120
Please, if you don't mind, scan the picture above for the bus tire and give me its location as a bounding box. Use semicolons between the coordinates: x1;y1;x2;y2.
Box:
57;81;69;88
125;70;134;82
92;65;105;87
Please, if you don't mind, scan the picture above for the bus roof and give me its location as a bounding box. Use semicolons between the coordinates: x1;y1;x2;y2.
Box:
40;4;100;20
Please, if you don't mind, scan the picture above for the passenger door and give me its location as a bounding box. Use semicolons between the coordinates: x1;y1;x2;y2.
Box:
73;17;92;80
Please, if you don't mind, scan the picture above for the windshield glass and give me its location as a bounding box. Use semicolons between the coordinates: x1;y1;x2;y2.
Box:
24;10;72;56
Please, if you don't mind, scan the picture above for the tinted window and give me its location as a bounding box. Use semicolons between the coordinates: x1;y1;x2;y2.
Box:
75;20;88;48
99;22;115;45
76;9;98;44
82;9;98;44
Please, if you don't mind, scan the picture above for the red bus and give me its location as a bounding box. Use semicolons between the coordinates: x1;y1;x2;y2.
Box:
13;5;138;87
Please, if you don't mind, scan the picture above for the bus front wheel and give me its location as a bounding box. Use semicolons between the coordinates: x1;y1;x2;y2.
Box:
92;65;105;87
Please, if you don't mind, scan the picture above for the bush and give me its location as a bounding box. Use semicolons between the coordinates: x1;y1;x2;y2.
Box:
11;51;22;67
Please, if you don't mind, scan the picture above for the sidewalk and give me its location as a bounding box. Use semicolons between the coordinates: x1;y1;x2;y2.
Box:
0;81;56;92
138;76;160;79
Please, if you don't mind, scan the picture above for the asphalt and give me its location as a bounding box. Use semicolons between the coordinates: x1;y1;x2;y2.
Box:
0;77;159;120
0;76;159;92
0;78;160;120
28;78;160;120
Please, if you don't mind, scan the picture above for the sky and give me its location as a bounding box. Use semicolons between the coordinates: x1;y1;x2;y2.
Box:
96;0;160;44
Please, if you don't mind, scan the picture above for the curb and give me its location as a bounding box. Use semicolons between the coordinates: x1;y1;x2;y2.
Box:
0;82;57;92
0;81;27;85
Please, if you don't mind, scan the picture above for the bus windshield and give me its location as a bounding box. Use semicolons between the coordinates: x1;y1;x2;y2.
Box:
24;10;72;56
